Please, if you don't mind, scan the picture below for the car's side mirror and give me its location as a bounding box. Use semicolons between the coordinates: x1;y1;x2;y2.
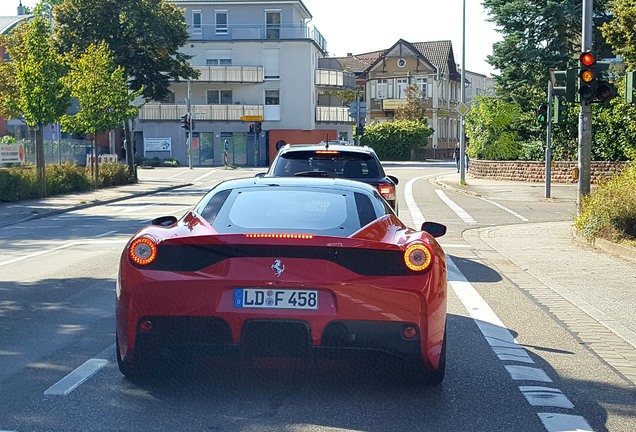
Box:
151;215;178;227
421;221;446;238
388;175;399;185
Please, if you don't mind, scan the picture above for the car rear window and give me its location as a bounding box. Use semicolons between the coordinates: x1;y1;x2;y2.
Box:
200;187;382;236
272;151;381;179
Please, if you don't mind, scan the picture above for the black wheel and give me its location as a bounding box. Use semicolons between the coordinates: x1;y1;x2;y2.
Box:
408;333;446;385
116;335;150;381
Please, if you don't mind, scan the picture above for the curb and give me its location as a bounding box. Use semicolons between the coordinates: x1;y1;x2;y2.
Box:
572;228;636;262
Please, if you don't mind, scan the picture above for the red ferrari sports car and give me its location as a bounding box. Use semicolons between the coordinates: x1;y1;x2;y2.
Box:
116;177;448;384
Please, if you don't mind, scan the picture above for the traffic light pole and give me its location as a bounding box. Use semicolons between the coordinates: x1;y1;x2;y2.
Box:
545;80;553;199
187;80;193;170
578;0;593;210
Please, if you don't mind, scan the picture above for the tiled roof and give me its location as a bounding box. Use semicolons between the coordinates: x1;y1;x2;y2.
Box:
335;40;459;80
0;15;31;35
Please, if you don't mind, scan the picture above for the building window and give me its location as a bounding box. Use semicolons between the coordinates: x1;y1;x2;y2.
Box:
416;78;428;98
263;48;280;80
397;58;406;68
374;79;393;99
397;78;409;99
215;11;228;35
266;11;281;39
192;10;202;34
206;50;232;66
207;90;233;104
265;90;280;105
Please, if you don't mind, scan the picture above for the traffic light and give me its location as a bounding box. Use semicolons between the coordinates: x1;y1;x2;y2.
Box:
552;96;568;124
255;122;262;133
249;124;254;133
552;68;577;102
180;113;190;130
578;52;615;103
537;104;548;125
579;52;596;103
626;71;636;103
356;123;365;136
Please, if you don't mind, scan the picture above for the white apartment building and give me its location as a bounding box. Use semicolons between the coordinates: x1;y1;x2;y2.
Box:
134;0;356;167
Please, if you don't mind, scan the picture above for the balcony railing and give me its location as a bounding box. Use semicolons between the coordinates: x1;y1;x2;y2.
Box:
188;24;327;53
186;66;264;83
138;104;263;121
315;69;356;88
316;107;352;123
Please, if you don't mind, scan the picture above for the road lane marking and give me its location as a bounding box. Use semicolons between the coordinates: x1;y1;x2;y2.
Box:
193;169;218;181
0;239;128;267
44;358;108;395
505;365;553;382
435;189;477;224
537;413;593;432
479;197;529;222
519;386;575;409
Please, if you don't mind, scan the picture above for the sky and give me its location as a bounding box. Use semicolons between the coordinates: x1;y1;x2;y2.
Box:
0;0;502;76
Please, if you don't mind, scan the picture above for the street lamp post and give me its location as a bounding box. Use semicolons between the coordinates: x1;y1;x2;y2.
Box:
459;0;467;183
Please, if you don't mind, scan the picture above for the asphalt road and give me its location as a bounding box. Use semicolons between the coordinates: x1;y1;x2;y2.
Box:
0;162;634;432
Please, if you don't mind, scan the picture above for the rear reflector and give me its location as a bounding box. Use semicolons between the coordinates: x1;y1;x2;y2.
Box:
140;320;153;332
245;233;314;239
402;325;418;339
403;243;433;272
129;237;157;265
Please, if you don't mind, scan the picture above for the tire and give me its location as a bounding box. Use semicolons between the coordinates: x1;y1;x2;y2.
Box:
409;333;446;385
116;335;150;381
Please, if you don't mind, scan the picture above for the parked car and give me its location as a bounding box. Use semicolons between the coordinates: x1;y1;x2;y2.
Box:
116;177;447;384
262;143;400;211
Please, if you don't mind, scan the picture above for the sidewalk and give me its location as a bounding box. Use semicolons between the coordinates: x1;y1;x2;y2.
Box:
0;175;190;227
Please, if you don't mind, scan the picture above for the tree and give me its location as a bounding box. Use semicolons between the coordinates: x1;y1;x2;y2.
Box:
394;84;428;122
0;9;70;197
53;0;199;174
601;0;636;70
61;42;142;187
465;96;522;160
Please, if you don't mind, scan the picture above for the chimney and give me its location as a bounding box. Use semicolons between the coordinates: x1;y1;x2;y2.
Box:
347;53;353;57
17;0;25;15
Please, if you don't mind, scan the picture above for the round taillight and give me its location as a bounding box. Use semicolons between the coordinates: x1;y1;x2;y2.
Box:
129;237;157;265
404;243;433;272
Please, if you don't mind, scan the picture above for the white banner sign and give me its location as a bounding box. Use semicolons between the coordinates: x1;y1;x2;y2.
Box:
0;144;26;164
144;137;172;153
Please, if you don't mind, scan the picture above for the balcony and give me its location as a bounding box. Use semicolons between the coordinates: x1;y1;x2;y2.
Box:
187;66;264;83
188;24;327;53
370;98;434;111
138;104;263;121
316;107;352;123
315;69;356;89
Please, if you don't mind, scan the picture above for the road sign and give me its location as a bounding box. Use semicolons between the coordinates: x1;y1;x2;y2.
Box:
240;115;263;122
456;102;470;116
348;101;367;119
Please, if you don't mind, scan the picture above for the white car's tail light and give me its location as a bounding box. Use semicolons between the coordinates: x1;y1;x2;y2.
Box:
129;237;158;265
404;243;433;272
378;184;396;201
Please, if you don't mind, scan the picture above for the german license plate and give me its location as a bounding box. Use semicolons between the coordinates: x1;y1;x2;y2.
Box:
234;288;318;310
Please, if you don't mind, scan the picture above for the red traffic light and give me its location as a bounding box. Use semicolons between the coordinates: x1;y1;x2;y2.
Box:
580;52;595;67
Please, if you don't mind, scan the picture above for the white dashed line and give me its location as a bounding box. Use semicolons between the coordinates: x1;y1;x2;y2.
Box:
519;386;575;409
479;197;530;222
44;358;109;395
505;365;553;382
435;189;477;224
538;413;593;432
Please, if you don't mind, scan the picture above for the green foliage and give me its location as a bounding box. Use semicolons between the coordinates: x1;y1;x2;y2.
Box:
574;163;636;242
0;136;16;144
465;96;522;160
360;120;433;161
97;161;136;187
138;157;180;168
601;0;636;70
53;0;199;102
61;41;141;136
46;162;92;195
0;165;39;202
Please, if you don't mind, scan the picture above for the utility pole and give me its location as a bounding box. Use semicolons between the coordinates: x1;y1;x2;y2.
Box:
187;80;192;170
459;0;467;183
545;80;554;198
578;0;593;210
